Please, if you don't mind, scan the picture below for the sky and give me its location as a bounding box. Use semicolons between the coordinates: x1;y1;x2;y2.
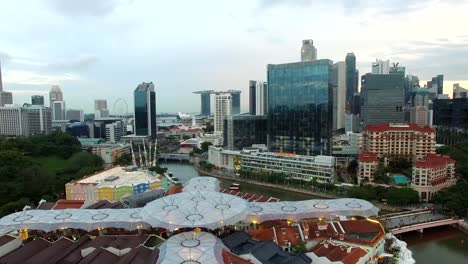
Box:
0;0;467;114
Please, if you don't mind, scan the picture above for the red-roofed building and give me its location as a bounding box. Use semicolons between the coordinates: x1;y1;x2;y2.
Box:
362;123;436;160
412;154;456;201
164;185;183;196
357;152;379;184
307;241;369;264
51;199;85;209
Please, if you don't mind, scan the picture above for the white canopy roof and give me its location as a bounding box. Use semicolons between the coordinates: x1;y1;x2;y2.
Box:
140;191;249;230
157;231;225;264
183;177;220;192
0;177;380;233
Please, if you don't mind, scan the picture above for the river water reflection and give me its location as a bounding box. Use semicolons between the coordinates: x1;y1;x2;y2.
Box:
160;162;468;263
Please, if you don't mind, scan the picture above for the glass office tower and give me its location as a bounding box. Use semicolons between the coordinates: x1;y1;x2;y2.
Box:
134;82;156;138
267;59;333;156
231;92;241;115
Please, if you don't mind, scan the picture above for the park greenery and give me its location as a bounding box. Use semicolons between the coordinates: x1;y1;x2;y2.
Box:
0;132;103;216
433;180;468;216
436;141;468;180
191;141;213;155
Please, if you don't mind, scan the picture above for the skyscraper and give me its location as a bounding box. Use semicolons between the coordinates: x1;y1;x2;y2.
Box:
267;59;333;156
345;53;358;112
224;114;267;150
230;91;241;115
193;91;212;116
360;73;405;126
0;61;13;107
66;109;84;121
371;59;390;74
31;95;45;106
214;94;232;134
301;39;317;62
52;101;66;120
94;99;109;119
332;61;346;130
49;85;63;107
453;83;468;98
134;82;156;138
249;80;267;116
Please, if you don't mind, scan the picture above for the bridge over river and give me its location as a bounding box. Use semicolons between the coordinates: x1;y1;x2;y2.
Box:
158;153;191;162
380;209;464;235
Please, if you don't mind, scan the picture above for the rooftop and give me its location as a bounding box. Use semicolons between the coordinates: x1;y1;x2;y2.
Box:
72;166;159;188
358;152;378;163
364;123;434;133
414;154;455;168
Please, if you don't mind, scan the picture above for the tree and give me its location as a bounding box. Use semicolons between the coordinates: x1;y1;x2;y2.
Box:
200;141;213;152
434;181;468;216
148;166;168;174
113;153;132;166
373;161;390;184
203;122;214;133
292;241;307;253
385;187;419;206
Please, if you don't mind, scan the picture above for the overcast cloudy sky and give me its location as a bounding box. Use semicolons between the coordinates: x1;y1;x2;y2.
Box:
1;0;467;113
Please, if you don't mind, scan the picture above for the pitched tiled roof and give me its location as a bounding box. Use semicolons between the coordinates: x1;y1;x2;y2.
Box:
309;241;367;264
222;250;253;264
52;199;85;210
358;152;378;163
414;154;455;169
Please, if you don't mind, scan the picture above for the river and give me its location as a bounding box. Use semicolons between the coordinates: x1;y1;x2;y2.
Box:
160;162;468;264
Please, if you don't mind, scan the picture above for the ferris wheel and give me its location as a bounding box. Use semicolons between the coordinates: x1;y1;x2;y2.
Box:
112;98;129;117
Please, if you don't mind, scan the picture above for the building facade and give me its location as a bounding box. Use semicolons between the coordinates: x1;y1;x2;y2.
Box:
231;91;241;115
360;73;405;126
332;61;346;130
453;83;468;98
300;39;317;62
371;59;390;74
267;59;333;156
0;91;13;107
223;114;267;150
433;98;468;130
240;152;336;183
0;105;52;136
412;154;456;202
49;85;63;107
357;152;379;184
52;101;66;120
408;88;432;127
214;94;232;135
362;123;436;160
31;95;45;106
106;120;125;143
94;99;109;119
134;82;156;138
345;53;358;112
66;109;84;122
249;80;267;116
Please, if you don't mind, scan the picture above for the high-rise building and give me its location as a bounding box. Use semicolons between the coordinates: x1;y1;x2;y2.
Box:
49;85;63;107
31;95;45;106
408;88;432;127
134;82;156;138
426;75;444;95
193;91;213;116
267;59;333;156
106;120;125;142
405;74;420;104
66;109;84;121
433;97;468;129
453;83;468;98
332;61;346;130
249;80;267;116
214;94;232;135
352;92;361;115
52;101;66;120
345;53;358;111
371;59;390;74
230;91;241;115
94;99;109;119
301;39;317;62
0;60;13;107
223;114;267;150
0;105;52;136
360;73;405;126
0;91;13;107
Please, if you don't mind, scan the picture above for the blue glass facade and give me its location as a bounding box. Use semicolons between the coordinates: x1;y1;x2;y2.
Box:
134;82;156;138
267;60;333;156
231;93;241;115
200;93;211;116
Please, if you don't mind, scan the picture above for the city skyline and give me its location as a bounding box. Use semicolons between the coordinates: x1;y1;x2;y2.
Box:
0;0;467;113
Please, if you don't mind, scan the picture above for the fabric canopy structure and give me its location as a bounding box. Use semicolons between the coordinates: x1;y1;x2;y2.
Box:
0;177;380;233
183;177;220;192
157;231;225;264
245;198;380;223
140;190;249;230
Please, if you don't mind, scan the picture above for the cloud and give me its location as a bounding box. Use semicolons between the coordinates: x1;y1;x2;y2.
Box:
45;0;131;17
4;70;80;85
48;55;99;71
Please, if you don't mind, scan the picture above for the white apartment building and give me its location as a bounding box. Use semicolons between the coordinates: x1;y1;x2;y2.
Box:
214;94;232;145
0;105;52;136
